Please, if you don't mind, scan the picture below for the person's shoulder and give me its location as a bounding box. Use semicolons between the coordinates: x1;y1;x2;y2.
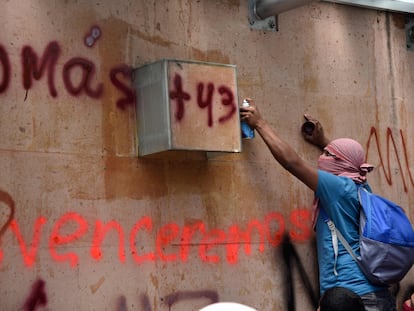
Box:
318;170;352;185
317;170;356;197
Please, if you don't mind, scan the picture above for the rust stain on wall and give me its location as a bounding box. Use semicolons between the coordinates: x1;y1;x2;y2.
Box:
190;47;230;64
96;17;142;200
104;157;168;200
90;276;106;294
301;75;319;92
129;27;175;47
150;273;159;290
98;16;136;155
222;0;241;7
301;54;319;92
392;13;406;29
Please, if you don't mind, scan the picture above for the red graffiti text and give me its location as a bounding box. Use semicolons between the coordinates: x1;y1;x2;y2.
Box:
2;209;312;268
0;41;135;109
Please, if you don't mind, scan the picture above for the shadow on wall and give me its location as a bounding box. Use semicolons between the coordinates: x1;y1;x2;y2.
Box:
278;233;320;311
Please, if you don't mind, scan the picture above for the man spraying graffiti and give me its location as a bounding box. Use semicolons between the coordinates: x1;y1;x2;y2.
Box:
239;99;396;311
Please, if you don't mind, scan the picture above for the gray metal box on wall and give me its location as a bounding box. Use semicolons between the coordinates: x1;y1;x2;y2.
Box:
133;59;242;156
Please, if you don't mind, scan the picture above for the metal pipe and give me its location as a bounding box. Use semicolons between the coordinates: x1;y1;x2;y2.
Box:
253;0;315;19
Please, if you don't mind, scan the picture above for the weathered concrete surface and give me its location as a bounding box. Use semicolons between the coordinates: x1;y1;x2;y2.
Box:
0;0;413;310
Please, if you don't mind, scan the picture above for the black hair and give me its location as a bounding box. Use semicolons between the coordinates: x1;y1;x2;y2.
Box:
319;287;365;311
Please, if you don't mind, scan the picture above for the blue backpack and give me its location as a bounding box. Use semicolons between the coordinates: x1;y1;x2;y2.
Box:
324;186;414;286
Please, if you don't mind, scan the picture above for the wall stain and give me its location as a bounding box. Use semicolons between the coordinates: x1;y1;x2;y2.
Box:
90;276;106;294
190;47;230;64
129;27;175;47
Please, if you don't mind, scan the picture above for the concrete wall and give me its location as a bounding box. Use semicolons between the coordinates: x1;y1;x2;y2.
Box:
0;0;413;310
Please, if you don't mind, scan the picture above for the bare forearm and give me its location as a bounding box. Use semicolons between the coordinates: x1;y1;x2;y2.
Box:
254;118;318;190
255;119;302;172
239;100;318;190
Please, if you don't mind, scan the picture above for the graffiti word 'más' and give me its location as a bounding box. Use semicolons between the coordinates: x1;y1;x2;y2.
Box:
3;209;312;268
0;41;134;109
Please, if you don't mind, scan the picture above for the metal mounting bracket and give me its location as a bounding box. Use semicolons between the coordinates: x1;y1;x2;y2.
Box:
248;0;278;31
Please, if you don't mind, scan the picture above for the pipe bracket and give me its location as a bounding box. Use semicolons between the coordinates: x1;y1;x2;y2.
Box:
248;0;278;31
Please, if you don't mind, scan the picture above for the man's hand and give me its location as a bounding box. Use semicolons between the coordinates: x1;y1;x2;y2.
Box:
239;98;263;129
301;114;330;150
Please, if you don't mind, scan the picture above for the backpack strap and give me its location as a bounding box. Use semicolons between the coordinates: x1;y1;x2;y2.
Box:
320;206;361;276
320;208;339;276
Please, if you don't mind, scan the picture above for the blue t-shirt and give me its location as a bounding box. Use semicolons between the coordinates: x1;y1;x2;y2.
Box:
315;170;385;296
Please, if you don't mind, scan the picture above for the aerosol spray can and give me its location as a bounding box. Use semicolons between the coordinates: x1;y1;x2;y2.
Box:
241;99;255;139
301;120;316;136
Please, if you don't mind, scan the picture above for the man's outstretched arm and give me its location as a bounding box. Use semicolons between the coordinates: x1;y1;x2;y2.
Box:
240;99;318;192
